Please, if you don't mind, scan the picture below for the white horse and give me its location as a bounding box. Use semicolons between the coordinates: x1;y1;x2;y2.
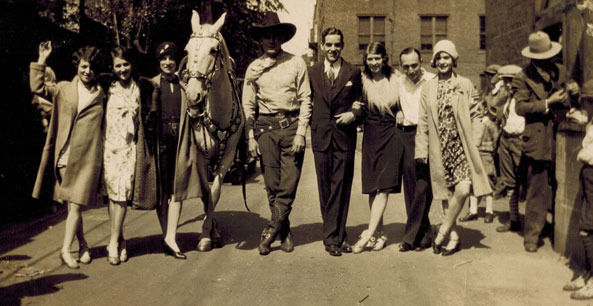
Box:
179;10;245;251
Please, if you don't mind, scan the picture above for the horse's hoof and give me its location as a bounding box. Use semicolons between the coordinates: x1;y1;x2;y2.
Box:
197;239;213;252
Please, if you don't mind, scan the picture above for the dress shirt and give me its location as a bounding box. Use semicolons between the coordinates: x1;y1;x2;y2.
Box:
242;51;312;138
578;122;593;166
324;58;342;81
398;69;435;126
502;97;525;135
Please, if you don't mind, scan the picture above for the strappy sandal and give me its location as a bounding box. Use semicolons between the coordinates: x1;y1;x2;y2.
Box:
78;245;92;264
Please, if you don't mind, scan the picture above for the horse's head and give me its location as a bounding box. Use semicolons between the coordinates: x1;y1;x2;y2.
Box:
184;10;227;104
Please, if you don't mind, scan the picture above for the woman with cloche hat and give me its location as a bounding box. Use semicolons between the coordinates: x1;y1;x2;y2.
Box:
415;39;492;256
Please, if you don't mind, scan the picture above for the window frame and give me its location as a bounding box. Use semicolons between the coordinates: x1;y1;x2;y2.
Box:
357;15;387;52
418;14;449;53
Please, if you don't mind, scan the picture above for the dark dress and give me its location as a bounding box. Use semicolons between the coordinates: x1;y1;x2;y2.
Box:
361;75;404;194
158;76;182;201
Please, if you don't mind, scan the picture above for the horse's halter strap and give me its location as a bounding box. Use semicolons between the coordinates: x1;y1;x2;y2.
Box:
187;32;222;89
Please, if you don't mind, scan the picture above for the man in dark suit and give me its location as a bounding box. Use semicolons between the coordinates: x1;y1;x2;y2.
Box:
309;27;363;256
513;31;579;252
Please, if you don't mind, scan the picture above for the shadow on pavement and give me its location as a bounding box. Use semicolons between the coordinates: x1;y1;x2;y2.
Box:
0;273;87;306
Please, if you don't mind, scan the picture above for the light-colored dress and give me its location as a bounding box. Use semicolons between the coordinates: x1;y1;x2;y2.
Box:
103;81;140;201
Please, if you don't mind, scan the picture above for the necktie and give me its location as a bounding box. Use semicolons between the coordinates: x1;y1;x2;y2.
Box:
328;68;335;85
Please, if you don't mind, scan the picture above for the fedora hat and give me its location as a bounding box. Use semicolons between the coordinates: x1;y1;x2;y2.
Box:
249;11;296;44
521;31;562;59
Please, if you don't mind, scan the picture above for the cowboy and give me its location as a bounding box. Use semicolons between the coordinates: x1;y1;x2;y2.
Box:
309;27;363;256
242;12;312;255
513;31;580;252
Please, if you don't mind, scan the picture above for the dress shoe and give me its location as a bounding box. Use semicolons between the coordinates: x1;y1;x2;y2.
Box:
353;230;372;254
106;246;120;266
197;238;213;252
399;242;414;252
118;239;128;263
78;245;92;264
524;243;538;253
484;213;495;223
60;251;80;269
496;220;521;232
571;282;593;300
373;234;387;251
162;240;187;259
341;241;352;253
280;233;294;252
416;236;432;251
459;212;478;222
258;228;276;256
325;245;342;257
432;240;443;254
442;240;461;256
564;272;589;291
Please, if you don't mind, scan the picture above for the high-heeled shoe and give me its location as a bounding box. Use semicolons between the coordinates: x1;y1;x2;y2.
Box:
78;245;91;264
118;238;128;263
60;251;80;269
353;230;372;254
432;230;446;254
372;233;387;251
442;239;461;256
106;246;120;266
162;240;186;260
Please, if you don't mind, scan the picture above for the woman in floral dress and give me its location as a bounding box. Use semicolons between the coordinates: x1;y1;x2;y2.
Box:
102;47;140;265
415;40;492;256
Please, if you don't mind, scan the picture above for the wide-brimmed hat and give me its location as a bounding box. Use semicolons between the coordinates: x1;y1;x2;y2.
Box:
497;64;522;78
521;31;562;59
431;40;459;68
484;64;501;75
249;11;296;43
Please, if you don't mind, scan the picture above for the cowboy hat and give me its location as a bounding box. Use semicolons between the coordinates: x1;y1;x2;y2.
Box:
521;31;562;59
249;11;296;43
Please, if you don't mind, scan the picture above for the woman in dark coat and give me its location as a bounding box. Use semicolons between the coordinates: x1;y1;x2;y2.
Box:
30;41;106;269
353;42;404;253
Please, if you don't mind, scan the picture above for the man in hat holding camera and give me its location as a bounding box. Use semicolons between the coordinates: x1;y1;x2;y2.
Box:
242;12;312;255
513;31;579;252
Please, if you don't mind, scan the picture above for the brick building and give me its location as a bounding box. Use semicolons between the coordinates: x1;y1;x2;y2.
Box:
311;0;486;89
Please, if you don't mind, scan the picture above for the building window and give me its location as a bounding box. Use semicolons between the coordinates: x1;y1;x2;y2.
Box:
480;15;486;50
420;15;447;51
358;16;386;51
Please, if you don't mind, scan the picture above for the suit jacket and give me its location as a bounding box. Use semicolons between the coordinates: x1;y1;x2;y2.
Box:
415;73;492;200
30;63;106;205
513;62;570;161
309;60;363;151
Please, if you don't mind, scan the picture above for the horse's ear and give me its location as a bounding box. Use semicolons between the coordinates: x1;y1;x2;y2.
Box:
191;10;201;32
212;12;226;33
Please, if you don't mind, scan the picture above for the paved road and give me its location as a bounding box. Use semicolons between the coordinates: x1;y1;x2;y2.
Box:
0;138;585;306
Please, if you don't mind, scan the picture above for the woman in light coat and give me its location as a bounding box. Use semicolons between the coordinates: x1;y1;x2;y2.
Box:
30;41;106;268
415;40;491;256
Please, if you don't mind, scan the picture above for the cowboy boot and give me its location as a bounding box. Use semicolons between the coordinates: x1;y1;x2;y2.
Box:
258;227;277;255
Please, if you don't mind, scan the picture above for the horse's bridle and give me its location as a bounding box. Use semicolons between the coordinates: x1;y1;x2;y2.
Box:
186;32;222;90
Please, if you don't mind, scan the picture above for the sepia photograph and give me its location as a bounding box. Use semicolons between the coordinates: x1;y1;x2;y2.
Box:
0;0;592;305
